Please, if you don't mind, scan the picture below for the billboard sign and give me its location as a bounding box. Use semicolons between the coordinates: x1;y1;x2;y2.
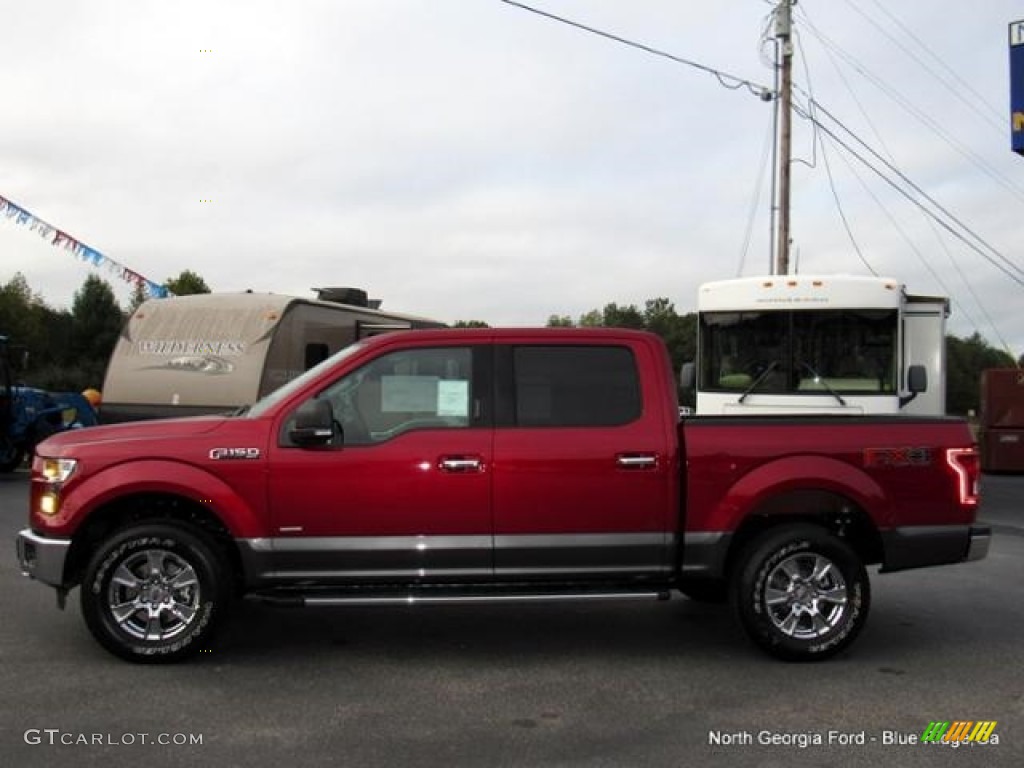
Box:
1012;20;1024;155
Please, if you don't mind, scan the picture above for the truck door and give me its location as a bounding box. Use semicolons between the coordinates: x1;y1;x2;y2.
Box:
266;344;493;582
491;342;674;578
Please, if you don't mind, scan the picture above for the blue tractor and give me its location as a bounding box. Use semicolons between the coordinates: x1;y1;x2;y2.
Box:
0;335;98;472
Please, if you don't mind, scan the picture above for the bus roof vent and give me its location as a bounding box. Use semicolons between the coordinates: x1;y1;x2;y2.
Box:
312;287;370;307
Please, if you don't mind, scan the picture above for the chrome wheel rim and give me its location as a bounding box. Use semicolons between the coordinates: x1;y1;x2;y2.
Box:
106;549;201;641
763;553;849;639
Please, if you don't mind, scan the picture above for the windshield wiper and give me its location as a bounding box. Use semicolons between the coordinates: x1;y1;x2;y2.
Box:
737;361;780;404
799;361;847;406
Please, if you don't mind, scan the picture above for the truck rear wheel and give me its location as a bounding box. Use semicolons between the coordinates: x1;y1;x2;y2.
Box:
732;525;870;661
81;524;228;663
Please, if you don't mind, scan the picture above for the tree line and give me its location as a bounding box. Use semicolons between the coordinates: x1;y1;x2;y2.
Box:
1;272;1016;415
0;271;209;391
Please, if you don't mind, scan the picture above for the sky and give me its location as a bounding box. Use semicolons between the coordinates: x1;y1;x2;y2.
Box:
2;1;1023;356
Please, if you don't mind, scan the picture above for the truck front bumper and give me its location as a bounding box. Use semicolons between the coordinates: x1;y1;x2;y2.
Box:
16;529;71;588
880;524;991;573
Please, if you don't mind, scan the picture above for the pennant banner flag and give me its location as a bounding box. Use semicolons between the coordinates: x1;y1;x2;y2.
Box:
0;193;171;298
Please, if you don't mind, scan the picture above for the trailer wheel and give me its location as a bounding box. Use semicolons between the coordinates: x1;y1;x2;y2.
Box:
81;524;229;663
732;525;870;661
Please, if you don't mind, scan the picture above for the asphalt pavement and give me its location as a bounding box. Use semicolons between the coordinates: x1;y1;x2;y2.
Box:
1;470;1021;768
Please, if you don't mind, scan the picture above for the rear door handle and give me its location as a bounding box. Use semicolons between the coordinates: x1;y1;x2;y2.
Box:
439;456;484;473
616;453;659;469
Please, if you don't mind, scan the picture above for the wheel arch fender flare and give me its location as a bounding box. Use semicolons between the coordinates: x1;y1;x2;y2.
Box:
714;454;891;533
58;459;264;539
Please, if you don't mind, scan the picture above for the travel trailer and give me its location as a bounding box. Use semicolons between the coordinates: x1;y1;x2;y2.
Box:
100;289;444;422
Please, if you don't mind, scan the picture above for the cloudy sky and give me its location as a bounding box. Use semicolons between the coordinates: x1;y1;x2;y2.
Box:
2;1;1023;354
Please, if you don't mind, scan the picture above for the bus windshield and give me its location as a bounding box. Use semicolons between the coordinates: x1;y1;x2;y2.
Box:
699;308;898;396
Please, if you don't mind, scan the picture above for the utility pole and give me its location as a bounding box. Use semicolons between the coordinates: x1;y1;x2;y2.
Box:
774;0;794;275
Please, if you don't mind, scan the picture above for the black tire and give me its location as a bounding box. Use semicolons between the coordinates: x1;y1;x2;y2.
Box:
81;524;229;663
731;525;870;661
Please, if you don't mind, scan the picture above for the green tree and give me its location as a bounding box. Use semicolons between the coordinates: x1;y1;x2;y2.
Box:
127;283;149;313
946;333;1015;416
164;269;210;296
546;315;574;327
0;273;47;355
553;297;697;374
69;275;125;389
599;303;645;330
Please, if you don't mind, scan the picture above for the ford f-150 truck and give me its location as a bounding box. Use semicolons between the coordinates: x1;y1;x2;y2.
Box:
16;328;989;663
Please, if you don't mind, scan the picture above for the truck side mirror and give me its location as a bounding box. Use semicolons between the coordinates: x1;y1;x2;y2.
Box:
289;399;335;446
680;362;696;391
899;364;928;408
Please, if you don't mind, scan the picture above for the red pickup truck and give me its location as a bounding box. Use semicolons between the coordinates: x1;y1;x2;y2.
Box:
16;328;988;663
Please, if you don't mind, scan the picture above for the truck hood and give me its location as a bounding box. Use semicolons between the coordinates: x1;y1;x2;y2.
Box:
36;416;229;454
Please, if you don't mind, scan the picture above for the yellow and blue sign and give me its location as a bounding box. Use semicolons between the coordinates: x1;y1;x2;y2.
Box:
1012;20;1024;155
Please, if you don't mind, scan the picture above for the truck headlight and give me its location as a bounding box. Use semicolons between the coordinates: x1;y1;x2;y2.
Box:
36;458;77;517
40;458;77;484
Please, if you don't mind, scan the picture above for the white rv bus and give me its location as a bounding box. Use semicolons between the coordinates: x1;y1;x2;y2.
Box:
101;289;444;422
689;275;948;416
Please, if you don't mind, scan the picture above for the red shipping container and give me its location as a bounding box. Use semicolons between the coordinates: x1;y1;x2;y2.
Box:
979;368;1024;472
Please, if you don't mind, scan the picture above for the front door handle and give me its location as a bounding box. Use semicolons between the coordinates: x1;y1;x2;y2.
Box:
439;456;484;473
616;453;658;469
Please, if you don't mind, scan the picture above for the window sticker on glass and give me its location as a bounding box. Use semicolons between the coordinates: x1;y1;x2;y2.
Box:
437;380;469;417
381;375;438;413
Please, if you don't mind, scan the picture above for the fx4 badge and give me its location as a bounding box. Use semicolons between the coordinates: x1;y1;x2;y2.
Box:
863;446;932;468
209;448;261;460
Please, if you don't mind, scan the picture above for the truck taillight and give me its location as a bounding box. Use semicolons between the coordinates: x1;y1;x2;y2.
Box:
946;447;980;507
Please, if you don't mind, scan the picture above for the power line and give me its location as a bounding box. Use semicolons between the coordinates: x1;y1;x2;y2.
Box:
497;0;771;99
796;101;1024;289
792;25;873;273
737;115;776;277
831;142;981;330
817;127;876;275
797;3;991;340
808;99;1024;282
498;0;1024;305
796;11;1024;206
857;0;1006;132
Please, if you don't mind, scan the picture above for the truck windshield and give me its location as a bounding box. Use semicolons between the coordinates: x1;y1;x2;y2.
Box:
699;308;898;396
246;341;368;418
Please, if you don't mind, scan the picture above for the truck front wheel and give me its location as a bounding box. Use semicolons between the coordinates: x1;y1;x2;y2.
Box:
732;525;870;661
81;524;228;663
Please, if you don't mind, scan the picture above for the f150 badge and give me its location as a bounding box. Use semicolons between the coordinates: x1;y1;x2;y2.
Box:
209;448;261;460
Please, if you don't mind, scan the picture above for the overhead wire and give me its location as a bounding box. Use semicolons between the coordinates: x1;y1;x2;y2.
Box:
497;0;772;99
857;0;1006;133
497;0;1024;345
796;10;1024;206
794;100;1024;289
737;116;776;277
797;2;995;341
792;26;875;274
830;143;987;336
